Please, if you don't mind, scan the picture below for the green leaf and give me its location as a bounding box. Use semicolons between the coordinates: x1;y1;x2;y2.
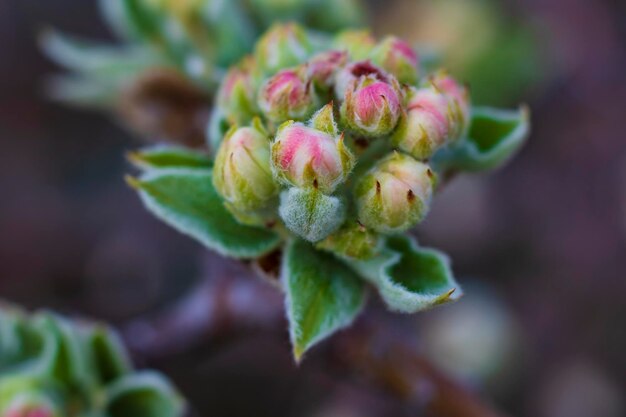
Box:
85;326;131;385
432;106;530;172
40;30;162;80
44;75;119;109
129;168;282;258
283;239;367;361
105;372;185;417
348;236;461;313
128;145;212;171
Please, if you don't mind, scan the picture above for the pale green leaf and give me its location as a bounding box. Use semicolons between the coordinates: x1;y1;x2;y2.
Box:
349;236;461;313
128;145;212;171
130;168;281;259
105;372;185;417
283;239;367;361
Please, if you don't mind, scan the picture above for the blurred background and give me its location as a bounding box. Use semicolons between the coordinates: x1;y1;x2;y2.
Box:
1;0;625;416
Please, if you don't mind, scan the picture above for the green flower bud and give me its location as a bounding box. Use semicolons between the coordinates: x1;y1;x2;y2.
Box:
271;104;354;194
355;152;436;233
370;36;420;85
316;220;381;260
254;23;312;74
258;67;316;123
333;29;376;61
213;120;278;222
279;187;345;242
338;62;403;137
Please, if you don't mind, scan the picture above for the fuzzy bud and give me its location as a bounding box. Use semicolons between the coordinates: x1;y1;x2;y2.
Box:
213;121;277;220
254;23;312;74
355;152;436;233
217;57;258;124
338;62;403;137
333;30;376;61
371;36;420;85
279;187;345;242
258;68;316;123
271;105;354;194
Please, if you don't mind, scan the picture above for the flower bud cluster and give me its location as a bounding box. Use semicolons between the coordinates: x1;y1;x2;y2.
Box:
212;24;472;258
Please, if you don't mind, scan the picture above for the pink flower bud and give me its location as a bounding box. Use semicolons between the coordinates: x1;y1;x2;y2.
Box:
306;50;348;90
4;397;57;417
338;62;403;137
355;152;436;233
391;73;470;160
217;57;258;124
371;36;420;85
271;108;354;193
430;71;471;138
391;86;454;160
258;68;316;123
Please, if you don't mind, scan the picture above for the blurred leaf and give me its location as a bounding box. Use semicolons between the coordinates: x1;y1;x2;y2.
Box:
33;314;92;391
432;106;530;172
40;30;162;81
0;308;44;373
128;145;212;171
105;372;184;417
85;327;131;386
283;239;367;361
349;236;461;313
44;75;120;110
129;168;282;258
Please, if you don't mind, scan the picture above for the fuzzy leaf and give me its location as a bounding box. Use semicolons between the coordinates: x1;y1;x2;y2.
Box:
129;168;281;259
128;146;212;171
432;106;530;172
105;372;185;417
283;239;367;361
349;236;461;313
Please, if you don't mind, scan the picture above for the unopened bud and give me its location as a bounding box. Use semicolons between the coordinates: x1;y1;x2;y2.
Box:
333;30;376;61
217;57;258;124
316;220;381;260
258;68;316;123
271;104;354;194
213;121;277;220
371;36;420;85
355;152;436;233
254;23;312;74
3;395;58;417
430;71;471;139
338;62;403;137
279;187;345;242
306;50;348;91
391;83;463;160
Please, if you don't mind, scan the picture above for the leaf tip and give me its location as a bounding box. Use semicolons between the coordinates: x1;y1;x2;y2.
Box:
124;175;141;190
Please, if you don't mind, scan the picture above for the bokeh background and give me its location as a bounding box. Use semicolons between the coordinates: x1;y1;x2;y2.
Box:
1;1;625;416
